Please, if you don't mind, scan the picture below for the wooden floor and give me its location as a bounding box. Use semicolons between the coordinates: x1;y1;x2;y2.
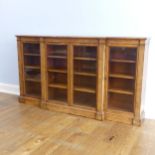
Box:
0;93;155;155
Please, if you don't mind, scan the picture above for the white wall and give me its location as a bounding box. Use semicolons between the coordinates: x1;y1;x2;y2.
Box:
0;0;155;118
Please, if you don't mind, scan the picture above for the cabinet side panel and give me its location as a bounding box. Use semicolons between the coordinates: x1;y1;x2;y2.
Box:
17;37;25;97
140;40;149;117
133;40;146;125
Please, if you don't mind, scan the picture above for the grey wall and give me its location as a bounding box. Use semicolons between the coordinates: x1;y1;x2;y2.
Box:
0;0;155;118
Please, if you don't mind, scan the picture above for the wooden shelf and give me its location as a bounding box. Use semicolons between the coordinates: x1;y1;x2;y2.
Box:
48;69;67;74
25;66;40;69
74;71;96;77
48;55;67;59
24;53;40;56
109;74;135;80
74;87;96;94
48;83;67;89
108;88;134;95
110;59;136;63
74;57;96;61
25;78;40;83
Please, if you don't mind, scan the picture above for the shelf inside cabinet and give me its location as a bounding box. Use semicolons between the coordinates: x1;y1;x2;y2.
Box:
110;59;136;64
74;71;96;77
74;57;96;61
48;83;67;89
109;74;135;79
74;86;96;94
25;66;40;70
25;78;41;83
24;53;40;56
48;55;67;59
108;88;134;95
48;69;67;74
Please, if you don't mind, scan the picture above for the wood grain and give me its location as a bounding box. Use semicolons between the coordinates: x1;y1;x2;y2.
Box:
0;93;154;155
17;36;148;126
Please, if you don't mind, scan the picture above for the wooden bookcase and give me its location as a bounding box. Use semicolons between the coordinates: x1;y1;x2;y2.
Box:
17;36;149;126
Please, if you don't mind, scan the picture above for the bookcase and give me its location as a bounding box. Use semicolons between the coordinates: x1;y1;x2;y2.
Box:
17;36;148;126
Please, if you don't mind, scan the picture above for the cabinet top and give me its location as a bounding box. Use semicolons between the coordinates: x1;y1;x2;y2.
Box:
16;35;148;40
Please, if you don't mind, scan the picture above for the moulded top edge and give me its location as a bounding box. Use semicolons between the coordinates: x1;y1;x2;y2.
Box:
15;35;148;40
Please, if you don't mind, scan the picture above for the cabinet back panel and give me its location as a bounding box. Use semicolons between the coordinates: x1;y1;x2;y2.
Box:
109;62;136;76
74;46;97;58
25;81;41;98
74;75;96;89
74;91;96;108
109;78;135;92
47;45;67;56
108;93;134;112
48;73;67;84
110;47;137;60
48;88;67;102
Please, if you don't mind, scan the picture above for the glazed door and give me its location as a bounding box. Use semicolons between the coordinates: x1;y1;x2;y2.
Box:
106;46;137;112
73;45;98;108
23;42;41;98
47;44;68;103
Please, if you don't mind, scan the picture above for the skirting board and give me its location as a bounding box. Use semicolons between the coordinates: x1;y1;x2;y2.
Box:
0;83;19;95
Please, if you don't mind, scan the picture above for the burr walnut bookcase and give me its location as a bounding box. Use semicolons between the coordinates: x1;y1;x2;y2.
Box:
17;35;148;126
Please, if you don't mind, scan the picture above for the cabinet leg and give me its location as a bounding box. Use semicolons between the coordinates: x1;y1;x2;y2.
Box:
132;119;142;126
18;96;25;103
133;112;145;126
40;100;47;109
96;112;104;121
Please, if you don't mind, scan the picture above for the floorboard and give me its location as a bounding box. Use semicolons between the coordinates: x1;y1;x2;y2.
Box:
0;93;154;155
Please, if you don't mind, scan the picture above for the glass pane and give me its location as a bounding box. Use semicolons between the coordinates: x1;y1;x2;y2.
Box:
109;62;136;76
48;72;67;85
74;46;97;58
47;45;67;56
110;47;137;60
48;59;67;70
109;78;134;92
73;45;97;108
74;91;96;108
108;93;134;112
74;61;96;73
74;75;96;90
48;88;67;102
23;43;40;54
107;46;137;112
24;56;40;66
25;68;40;81
25;81;41;98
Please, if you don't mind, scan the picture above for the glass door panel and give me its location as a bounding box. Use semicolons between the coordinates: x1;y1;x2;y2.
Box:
73;45;97;108
107;47;137;112
47;44;68;103
23;43;41;98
